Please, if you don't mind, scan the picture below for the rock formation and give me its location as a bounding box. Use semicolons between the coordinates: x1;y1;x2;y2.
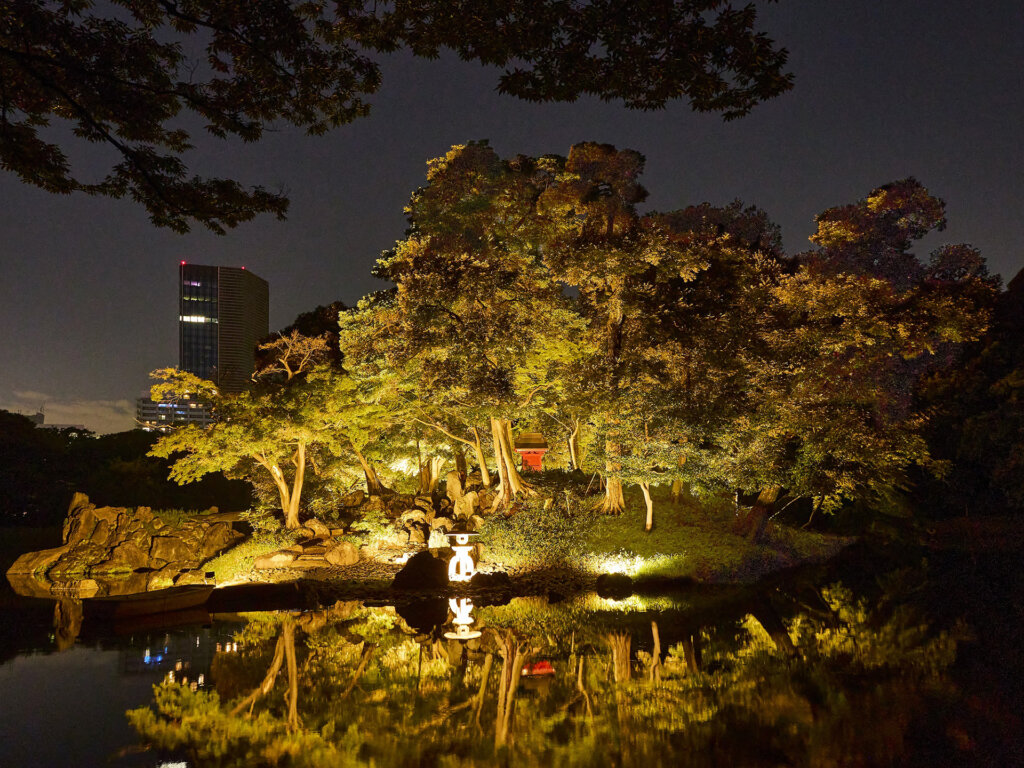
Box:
6;493;243;596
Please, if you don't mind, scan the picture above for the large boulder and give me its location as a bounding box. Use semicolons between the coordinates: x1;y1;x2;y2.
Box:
6;494;244;596
392;551;449;590
325;541;360;566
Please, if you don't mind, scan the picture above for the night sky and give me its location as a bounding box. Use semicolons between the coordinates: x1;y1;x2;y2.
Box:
1;1;1021;433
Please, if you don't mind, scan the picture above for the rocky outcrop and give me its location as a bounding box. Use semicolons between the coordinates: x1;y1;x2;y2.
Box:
6;493;243;596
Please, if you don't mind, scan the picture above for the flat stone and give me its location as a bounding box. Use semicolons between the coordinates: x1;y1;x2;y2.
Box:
253;551;299;569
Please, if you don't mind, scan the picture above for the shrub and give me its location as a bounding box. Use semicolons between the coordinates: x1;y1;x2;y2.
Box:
479;490;599;571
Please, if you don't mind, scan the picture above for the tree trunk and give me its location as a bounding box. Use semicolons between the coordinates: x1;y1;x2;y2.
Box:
283;621;299;731
650;621;662;682
734;486;780;542
670;456;687;504
474;652;494;726
802;496;824;529
640;481;654;532
284;442;305;530
419;456;445;494
494;631;530;750
490;417;530;509
600;438;626;514
454;446;467;480
231;626;288;716
567;419;580;471
472;427;491;488
608;632;631;683
681;634;702;674
351;441;387;496
267;461;299;529
752;602;797;657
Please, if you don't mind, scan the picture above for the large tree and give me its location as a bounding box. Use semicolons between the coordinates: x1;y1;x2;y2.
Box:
355;143;590;507
1;1;792;232
724;179;997;536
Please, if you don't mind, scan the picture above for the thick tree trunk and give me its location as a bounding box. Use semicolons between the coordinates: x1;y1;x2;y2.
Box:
283;622;299;731
285;442;305;529
267;460;300;529
472;427;491;488
494;631;530;750
752;602;797;657
600;438;626;514
350;441;386;496
734;486;780;542
490;417;530;509
640;481;654;532
418;456;445;494
608;632;631;683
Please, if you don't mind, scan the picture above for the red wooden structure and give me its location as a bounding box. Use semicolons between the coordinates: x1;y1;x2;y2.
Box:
514;432;548;471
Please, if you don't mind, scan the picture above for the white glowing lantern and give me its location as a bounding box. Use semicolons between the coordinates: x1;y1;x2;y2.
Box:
445;527;479;582
444;598;482;640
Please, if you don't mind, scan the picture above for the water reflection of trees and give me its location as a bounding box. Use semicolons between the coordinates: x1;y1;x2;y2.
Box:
128;576;962;767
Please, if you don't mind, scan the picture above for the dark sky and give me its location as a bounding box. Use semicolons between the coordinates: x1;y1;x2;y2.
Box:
1;1;1022;433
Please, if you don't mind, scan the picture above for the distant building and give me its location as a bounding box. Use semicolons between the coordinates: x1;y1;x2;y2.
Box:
179;262;269;393
137;262;269;431
136;396;214;432
26;410;87;432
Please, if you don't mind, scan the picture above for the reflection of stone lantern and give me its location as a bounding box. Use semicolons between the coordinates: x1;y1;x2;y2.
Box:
514;432;548;472
443;597;482;640
445;525;479;582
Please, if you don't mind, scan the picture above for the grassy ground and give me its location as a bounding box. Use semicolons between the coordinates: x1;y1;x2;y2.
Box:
481;484;850;584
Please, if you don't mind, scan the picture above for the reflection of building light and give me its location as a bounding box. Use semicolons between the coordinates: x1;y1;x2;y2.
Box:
179;315;218;323
197;674;205;686
144;649;151;663
168;671;175;682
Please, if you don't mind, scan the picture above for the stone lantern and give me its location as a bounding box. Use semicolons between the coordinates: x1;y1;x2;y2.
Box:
514;431;548;472
445;524;480;582
443;597;482;640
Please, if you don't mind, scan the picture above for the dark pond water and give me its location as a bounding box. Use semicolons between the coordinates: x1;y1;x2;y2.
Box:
1;543;1022;767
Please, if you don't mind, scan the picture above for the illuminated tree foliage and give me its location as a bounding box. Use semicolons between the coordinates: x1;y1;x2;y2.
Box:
0;0;791;232
148;363;382;528
723;180;997;533
343;145;993;529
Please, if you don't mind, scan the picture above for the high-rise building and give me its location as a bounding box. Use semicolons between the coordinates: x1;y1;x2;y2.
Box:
137;262;268;431
179;262;269;392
